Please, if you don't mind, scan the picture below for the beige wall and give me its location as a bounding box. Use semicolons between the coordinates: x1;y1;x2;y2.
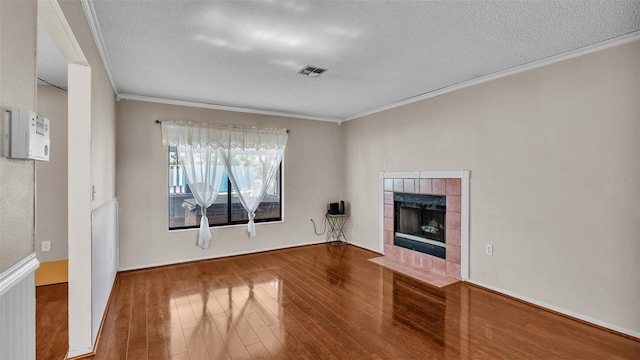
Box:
342;41;640;333
0;1;37;273
116;100;342;269
35;85;68;263
59;0;117;210
0;0;117;271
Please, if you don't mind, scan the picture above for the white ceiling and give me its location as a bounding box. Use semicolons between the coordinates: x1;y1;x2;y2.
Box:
86;0;640;122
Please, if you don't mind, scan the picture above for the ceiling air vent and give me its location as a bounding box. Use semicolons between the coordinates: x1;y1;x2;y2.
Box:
299;65;327;77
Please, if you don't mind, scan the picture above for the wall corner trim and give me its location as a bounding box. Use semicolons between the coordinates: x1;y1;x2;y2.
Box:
0;253;40;298
38;0;88;66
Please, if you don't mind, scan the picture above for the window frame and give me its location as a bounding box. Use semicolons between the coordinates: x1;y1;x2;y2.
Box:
168;147;283;231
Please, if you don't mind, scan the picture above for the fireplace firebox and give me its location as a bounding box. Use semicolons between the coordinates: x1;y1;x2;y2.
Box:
394;193;446;259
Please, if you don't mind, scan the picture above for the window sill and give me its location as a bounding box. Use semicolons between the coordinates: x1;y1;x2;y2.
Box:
168;219;284;233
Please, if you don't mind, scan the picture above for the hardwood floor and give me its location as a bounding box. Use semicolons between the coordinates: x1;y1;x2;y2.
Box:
36;283;68;360
37;244;639;359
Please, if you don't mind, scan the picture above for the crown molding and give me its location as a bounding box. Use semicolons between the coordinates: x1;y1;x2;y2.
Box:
77;1;639;124
80;0;118;94
344;31;640;122
117;94;341;123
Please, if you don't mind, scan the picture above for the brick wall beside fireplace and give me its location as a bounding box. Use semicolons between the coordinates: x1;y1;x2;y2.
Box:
383;177;461;279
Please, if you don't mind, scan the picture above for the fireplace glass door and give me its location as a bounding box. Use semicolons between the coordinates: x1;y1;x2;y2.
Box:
394;193;446;259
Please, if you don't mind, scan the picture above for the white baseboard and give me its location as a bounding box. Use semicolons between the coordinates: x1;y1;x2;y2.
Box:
118;240;326;271
349;241;383;255
466;279;640;339
68;346;94;358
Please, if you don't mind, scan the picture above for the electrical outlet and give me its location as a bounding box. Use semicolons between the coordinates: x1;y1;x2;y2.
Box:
41;240;51;252
485;244;493;256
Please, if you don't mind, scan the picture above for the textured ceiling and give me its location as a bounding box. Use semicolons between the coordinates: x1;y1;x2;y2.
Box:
88;0;640;121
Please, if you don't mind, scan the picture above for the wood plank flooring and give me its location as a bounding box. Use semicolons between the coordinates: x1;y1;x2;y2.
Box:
37;244;640;359
36;283;68;360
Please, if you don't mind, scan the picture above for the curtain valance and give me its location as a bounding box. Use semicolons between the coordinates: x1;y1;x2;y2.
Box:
160;120;288;247
161;121;288;150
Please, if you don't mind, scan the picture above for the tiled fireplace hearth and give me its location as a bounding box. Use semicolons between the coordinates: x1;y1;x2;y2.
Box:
376;171;469;284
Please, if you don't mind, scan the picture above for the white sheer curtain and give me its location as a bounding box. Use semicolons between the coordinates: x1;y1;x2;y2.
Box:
177;146;224;249
221;148;284;237
162;121;288;245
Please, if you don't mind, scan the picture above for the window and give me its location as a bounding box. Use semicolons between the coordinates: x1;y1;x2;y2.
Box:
168;145;282;230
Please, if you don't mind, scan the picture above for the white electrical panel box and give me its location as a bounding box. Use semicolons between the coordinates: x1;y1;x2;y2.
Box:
4;108;50;161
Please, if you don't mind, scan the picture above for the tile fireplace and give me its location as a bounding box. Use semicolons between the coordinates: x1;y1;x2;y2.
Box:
381;171;469;280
